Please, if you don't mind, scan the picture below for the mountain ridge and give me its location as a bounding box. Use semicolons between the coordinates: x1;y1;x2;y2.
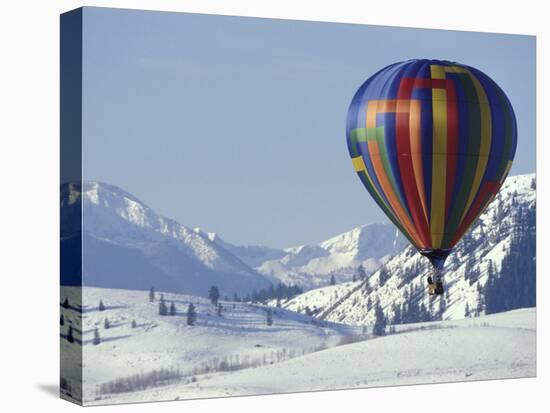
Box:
278;173;536;325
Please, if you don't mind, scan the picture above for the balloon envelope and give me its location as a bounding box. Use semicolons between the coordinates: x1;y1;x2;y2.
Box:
346;59;517;267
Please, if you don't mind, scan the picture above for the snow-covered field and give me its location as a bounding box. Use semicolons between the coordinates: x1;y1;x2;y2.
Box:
60;287;535;406
60;286;360;405
102;308;535;405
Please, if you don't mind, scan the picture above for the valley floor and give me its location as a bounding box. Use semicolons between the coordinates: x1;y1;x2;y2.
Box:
60;287;535;406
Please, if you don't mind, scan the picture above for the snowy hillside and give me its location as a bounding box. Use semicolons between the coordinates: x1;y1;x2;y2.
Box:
60;286;360;405
255;223;407;288
62;288;534;405
280;174;536;325
154;308;533;400
61;182;273;296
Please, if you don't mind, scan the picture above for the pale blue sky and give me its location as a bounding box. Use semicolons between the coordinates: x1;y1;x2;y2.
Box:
82;7;536;248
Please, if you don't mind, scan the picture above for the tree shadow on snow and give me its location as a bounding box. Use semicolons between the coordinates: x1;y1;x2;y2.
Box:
81;334;131;345
81;304;128;313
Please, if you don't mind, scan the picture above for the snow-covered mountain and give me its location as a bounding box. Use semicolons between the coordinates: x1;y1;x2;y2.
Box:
60;182;274;296
248;223;408;289
61;182;407;296
198;231;288;269
279;174;536;325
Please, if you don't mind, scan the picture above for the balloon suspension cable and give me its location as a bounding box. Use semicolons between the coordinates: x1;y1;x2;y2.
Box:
431;264;442;284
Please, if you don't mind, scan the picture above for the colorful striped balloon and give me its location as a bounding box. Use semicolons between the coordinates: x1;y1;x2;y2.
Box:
346;59;517;270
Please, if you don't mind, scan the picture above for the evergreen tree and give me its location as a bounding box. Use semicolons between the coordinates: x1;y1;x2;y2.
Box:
418;302;432;322
158;295;168;316
247;282;304;303
62;297;69;309
104;318;110;329
463;259;471;284
93;328;101;345
464;302;470;318
169;301;176;316
484;207;535;314
392;303;402;325
99;300;106;311
60;314;64;326
266;308;273;326
357;264;367;280
476;289;484;316
208;286;220;306
372;301;387;336
131;320;137;328
364;279;372;294
439;296;447;320
149;287;155;302
330;274;336;285
217;303;223;317
187;303;197;326
233;292;240;302
67;325;74;343
352;273;357;282
378;266;390;287
276;298;281;308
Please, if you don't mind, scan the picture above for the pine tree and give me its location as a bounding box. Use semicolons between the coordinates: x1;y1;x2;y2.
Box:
93;328;101;345
276;298;281;308
330;274;336;285
379;266;390;287
464;302;470;318
392;303;402;325
418;302;432;322
352;273;357;282
476;289;484;316
484;206;535;315
439;296;447;320
158;295;168;316
99;300;105;311
364;279;372;294
169;301;176;316
60;314;64;326
187;303;197;326
266;308;273;326
67;325;74;343
208;286;220;306
217;303;223;317
149;287;155;302
372;301;387;336
357;264;367;280
104;318;110;329
366;296;373;310
131;320;137;328
62;297;69;309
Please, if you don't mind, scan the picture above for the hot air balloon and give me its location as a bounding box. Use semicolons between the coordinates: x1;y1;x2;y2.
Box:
346;59;517;295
